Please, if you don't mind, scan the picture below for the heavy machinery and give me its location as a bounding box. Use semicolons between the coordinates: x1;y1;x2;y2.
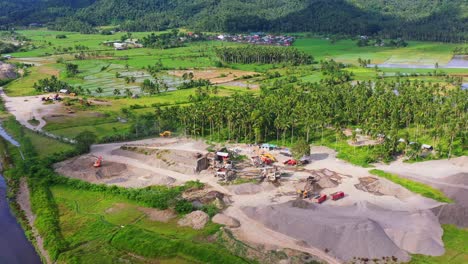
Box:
260;166;281;182
93;156;103;168
331;191;345;200
312;194;327;204
261;153;276;162
297;176;319;199
160;131;171;137
283;159;298;166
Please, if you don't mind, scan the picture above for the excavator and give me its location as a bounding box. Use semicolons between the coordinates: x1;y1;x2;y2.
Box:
160;131;171;137
93;156;103;168
297;176;319;199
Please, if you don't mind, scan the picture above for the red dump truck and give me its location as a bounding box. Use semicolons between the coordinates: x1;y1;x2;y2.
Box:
313;194;327;204
331;191;345;200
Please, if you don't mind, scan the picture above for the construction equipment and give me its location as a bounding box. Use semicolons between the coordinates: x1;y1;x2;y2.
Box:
261;153;276;162
159;131;171;137
283;159;298;166
260;166;281;182
297;189;310;199
312;194;327;204
93;156;103;168
297;176;319;199
331;191;345;200
260;155;273;165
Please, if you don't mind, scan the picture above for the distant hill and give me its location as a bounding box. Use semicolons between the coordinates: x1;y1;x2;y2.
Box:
0;0;466;42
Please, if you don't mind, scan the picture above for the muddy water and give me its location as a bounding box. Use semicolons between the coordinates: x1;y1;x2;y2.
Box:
0;175;41;263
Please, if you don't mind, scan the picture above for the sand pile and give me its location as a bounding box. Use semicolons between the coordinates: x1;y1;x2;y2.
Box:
431;173;468;227
115;148;199;175
178;211;209;230
354;177;413;199
138;208;176;223
243;201;444;262
212;214;240;227
54;155;128;181
0;62;16;79
313;169;344;189
230;183;276;195
55;154;177;188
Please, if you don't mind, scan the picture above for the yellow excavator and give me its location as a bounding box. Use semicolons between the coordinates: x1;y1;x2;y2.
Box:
160;131;171;137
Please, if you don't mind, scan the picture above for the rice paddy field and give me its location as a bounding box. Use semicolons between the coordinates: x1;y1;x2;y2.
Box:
294;38;468;65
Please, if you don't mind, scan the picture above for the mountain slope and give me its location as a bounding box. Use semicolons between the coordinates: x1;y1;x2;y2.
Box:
0;0;466;42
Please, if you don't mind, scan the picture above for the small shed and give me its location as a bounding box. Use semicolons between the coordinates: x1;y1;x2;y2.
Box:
59;89;69;94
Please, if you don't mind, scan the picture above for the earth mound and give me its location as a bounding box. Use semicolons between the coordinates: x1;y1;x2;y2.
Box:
242;201;444;261
177;210;209;230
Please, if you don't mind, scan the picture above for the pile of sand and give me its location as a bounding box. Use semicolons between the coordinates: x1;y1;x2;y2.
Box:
178;211;209;230
138;208;176;223
212;214;240;228
0;62;16;79
243;201;444;262
431;173;468;227
54;155;128;181
229;183;276;195
354;177;413;199
183;188;224;204
54;154;177;188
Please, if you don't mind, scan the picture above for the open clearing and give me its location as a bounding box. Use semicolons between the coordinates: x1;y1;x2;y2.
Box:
169;68;258;84
53;137;468;263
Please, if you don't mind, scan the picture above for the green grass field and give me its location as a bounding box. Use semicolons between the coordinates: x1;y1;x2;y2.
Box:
370;169;452;203
295;38;468;65
3;67;51;96
51;185;247;264
2;117;74;158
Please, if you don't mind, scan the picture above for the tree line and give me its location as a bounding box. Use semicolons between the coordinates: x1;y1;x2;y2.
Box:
215;46;313;65
148;78;466;161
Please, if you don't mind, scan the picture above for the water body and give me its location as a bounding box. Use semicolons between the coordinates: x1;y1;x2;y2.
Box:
0;176;41;264
0;122;41;263
369;55;468;69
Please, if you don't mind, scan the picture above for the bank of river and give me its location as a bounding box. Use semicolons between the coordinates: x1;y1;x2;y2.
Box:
0;175;41;263
0;121;41;263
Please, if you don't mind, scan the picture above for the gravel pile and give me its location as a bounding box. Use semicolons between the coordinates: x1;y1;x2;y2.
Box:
243;201;444;262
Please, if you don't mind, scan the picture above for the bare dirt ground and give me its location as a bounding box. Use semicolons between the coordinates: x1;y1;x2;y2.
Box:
53;137;467;263
168;68;258;84
17;178;51;264
0;91;64;131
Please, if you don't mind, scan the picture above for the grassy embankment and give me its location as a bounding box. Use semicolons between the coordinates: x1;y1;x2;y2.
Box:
369;169;452;203
51;185;247;264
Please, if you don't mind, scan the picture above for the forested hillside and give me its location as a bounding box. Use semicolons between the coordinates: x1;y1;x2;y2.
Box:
0;0;466;42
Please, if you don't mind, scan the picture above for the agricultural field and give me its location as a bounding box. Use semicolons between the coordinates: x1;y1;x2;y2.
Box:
50;185;246;264
294;38;466;65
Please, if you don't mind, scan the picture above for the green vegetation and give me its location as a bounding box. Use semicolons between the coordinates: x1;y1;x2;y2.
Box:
410;225;468;264
216;46;313;65
49;184;246;263
4;66;51;96
1;1;467;42
370;169;452;203
2;116;74;158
